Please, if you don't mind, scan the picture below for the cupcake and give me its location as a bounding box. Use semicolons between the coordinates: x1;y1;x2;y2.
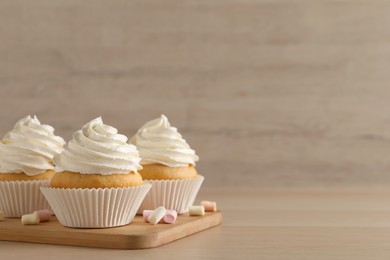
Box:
0;115;65;217
131;115;204;214
41;117;151;228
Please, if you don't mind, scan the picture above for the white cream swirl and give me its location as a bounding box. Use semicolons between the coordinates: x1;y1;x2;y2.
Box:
131;115;199;167
54;117;142;175
0;115;65;176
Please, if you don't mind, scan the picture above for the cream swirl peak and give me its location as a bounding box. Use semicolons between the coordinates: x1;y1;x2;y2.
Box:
0;115;65;176
54;117;142;175
131;114;199;167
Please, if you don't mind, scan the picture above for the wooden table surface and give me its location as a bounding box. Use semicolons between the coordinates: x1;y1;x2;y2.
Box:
1;188;390;259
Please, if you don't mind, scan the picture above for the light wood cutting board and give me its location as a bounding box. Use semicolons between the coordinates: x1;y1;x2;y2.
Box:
0;211;222;249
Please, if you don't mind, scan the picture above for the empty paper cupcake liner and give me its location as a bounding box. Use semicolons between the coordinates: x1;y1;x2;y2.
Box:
0;180;52;217
138;175;204;214
40;183;151;228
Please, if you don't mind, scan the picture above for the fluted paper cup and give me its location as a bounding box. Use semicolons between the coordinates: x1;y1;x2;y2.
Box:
138;175;204;214
40;183;151;228
0;180;52;217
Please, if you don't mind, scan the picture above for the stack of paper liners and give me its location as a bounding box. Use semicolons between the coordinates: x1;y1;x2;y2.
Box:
0;180;52;217
41;183;151;228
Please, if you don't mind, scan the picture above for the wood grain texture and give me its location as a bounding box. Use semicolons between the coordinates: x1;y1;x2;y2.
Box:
2;188;390;259
1;1;390;187
0;212;222;249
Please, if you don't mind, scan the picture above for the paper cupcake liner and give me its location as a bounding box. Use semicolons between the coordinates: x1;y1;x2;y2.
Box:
40;183;151;228
0;180;52;217
138;175;204;214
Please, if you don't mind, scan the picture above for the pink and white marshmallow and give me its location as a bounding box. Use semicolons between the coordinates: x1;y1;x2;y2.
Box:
21;209;52;225
201;201;217;212
143;210;154;222
163;210;178;224
34;209;52;222
148;207;166;225
143;208;178;224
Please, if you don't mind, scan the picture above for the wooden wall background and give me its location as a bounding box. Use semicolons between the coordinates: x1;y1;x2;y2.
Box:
1;0;390;188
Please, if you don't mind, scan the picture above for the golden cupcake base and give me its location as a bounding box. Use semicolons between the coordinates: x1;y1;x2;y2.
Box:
139;164;198;180
50;171;143;189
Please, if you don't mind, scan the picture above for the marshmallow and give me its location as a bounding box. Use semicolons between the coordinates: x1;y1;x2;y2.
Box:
144;209;178;224
143;210;154;222
34;209;52;222
163;210;177;224
148;206;166;225
0;211;4;221
189;205;205;216
21;212;40;225
201;201;217;212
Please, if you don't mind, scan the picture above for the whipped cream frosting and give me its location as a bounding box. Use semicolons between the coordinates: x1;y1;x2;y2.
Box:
54;117;142;175
131;115;199;167
0;115;65;176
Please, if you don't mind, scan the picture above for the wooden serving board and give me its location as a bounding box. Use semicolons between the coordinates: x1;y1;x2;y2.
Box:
0;211;222;249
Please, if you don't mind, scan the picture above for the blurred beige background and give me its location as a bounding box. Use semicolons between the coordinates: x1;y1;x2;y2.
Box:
1;0;390;188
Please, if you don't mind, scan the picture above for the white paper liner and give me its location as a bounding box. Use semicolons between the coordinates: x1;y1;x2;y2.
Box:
40;183;151;228
0;180;52;217
138;175;204;214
